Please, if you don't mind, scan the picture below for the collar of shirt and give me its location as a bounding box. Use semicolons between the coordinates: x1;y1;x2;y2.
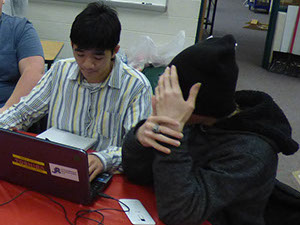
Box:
68;54;122;90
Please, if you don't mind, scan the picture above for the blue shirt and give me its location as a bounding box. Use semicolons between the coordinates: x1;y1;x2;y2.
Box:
0;13;44;107
0;55;153;172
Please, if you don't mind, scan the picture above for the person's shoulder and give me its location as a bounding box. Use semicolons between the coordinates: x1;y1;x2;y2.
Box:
229;133;277;164
2;13;29;28
48;58;79;80
2;14;35;40
51;57;77;68
2;13;25;22
58;57;76;63
120;61;151;87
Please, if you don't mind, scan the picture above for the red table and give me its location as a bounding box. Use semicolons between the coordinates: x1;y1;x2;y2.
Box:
0;130;211;225
0;175;158;225
0;175;212;225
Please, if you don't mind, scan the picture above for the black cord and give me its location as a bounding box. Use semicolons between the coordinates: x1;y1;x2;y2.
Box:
73;193;130;224
0;189;74;225
37;192;74;225
0;189;30;206
98;192;130;212
0;189;130;225
75;210;104;225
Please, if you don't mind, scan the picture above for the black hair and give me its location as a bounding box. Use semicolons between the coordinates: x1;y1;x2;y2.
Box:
70;2;121;51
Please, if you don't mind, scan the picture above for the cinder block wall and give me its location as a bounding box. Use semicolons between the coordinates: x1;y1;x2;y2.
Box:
28;0;201;59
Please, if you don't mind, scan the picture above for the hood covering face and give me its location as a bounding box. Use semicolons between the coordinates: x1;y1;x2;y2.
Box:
215;90;299;156
169;34;239;118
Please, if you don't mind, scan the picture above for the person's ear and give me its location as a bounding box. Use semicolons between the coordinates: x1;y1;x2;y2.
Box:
112;45;120;58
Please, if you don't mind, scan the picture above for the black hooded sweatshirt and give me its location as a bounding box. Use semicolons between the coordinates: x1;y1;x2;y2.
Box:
122;90;299;225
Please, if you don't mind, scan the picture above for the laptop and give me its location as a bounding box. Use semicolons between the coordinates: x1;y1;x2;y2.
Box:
36;127;97;150
0;128;112;205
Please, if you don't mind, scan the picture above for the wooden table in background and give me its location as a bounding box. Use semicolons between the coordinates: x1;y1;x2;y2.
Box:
41;40;64;69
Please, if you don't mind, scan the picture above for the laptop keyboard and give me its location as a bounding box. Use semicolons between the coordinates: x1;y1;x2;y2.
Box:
90;173;113;199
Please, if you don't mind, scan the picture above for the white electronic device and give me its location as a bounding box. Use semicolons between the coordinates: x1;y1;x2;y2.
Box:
37;127;97;150
119;199;156;225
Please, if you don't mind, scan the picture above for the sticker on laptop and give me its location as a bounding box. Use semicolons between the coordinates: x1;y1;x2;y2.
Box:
12;154;47;174
49;163;79;182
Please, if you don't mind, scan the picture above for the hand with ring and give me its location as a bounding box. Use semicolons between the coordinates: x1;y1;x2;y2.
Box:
136;114;184;154
136;65;200;154
152;124;160;134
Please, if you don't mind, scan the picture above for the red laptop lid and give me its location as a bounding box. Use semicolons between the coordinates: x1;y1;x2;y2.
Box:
0;128;92;205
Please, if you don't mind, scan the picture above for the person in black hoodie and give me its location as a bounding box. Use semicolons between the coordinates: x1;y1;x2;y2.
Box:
122;34;299;225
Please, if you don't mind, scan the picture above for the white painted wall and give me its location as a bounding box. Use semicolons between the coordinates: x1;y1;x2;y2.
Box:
27;0;201;59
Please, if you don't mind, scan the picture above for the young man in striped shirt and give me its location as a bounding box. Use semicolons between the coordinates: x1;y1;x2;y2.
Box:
0;2;152;181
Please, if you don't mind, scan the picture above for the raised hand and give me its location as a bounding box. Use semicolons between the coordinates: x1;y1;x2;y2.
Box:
155;65;201;131
135;65;200;154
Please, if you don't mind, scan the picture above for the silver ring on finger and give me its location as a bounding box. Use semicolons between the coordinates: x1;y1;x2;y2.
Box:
152;124;160;134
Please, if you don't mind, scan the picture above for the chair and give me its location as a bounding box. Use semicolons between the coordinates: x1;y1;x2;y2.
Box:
142;65;166;93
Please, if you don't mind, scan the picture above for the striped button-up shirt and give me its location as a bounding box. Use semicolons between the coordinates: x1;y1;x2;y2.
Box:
0;55;152;172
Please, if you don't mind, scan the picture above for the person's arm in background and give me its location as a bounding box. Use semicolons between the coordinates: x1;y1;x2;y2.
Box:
0;55;44;113
0;17;44;114
0;61;55;130
3;0;28;17
11;0;28;17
